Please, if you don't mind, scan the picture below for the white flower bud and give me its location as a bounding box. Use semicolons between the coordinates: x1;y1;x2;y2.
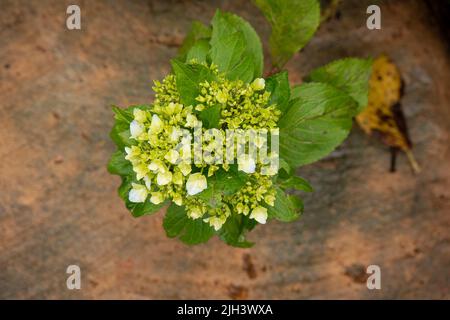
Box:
128;183;148;203
204;216;226;231
188;207;203;219
150;114;163;133
143;175;152;189
250;206;268;224
251;78;265;91
172;194;183;206
186;173;207;196
148;160;165;173
130;120;144;139
156;171;172;186
133;108;147;122
150;192;164;204
164;150;179;164
185;113;198;128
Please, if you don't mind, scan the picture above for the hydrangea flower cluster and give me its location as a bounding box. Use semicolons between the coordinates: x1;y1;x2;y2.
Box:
124;62;280;231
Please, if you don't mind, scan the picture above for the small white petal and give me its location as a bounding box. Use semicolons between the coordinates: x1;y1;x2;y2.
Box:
128;183;148;203
205;216;226;231
130;120;144;138
186;173;207;196
250;206;268;224
164;150;179;164
143;176;152;189
150;114;163;133
157;171;172;186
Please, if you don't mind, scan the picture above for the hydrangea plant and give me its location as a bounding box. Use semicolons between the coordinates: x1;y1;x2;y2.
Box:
108;0;372;247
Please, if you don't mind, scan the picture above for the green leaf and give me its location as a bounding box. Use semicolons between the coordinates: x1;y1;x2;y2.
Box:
210;31;246;77
278;175;313;192
110;106;133;149
218;214;256;248
306;58;373;111
267;187;301;222
279;82;358;167
254;0;320;68
107;150;133;176
210;10;263;81
178;21;212;62
186;39;210;63
278;158;293;178
198;104;221;129
163;204;215;245
265;71;290;113
211;166;248;196
117;176;167;218
280;82;358;128
288;195;304;213
171;59;216;106
227;55;254;83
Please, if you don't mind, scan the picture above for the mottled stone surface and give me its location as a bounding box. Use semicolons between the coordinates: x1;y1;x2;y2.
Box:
0;0;448;299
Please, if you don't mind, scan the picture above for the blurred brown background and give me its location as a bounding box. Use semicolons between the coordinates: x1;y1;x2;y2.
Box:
0;0;449;299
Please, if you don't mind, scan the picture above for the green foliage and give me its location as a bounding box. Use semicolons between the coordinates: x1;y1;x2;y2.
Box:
218;214;256;248
107;150;133;176
278;175;313;192
210;11;263;81
265;71;290;113
186;39;210;63
279;82;358;167
163;204;215;245
171;60;216;106
267;187;302;222
198;104;221;128
253;0;320;68
305;58;373;111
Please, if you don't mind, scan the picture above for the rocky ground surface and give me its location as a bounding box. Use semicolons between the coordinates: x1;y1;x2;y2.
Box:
0;0;449;299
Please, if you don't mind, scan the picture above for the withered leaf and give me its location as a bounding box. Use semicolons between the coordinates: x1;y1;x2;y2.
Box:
356;54;420;173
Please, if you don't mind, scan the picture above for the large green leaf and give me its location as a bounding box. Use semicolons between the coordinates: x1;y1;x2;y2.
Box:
210;10;263;81
267;187;302;222
279;82;358;129
110;106;133;149
278;175;313;192
306;58;373;111
178;21;212;62
171;60;216;106
186;39;210;63
279;82;358;167
107;150;133;176
218;214;256;248
163;204;215;245
265;71;290;113
254;0;320;68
